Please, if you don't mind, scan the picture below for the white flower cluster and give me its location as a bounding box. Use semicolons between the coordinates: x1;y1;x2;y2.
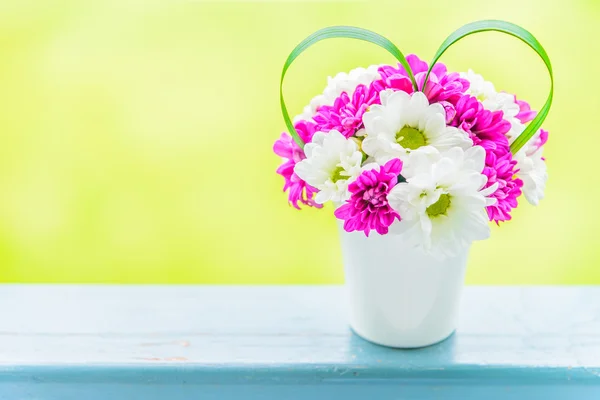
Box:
387;146;494;258
293;68;493;256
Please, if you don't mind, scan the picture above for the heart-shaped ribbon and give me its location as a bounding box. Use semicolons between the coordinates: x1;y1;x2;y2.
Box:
279;20;553;155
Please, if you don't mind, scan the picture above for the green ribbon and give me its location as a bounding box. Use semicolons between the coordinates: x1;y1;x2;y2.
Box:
281;20;553;155
280;26;417;149
423;20;553;154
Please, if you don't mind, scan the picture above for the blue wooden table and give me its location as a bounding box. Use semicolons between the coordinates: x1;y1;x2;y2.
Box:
0;285;599;399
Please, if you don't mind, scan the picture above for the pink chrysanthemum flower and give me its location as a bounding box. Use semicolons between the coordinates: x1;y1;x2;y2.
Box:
514;96;537;124
312;83;380;138
483;152;523;223
273;121;322;209
334;158;403;236
451;95;512;147
377;54;470;105
292;119;317;143
450;94;522;223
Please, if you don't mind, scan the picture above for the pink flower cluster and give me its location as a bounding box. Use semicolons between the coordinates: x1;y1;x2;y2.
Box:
377;55;470;105
334;159;403;236
312;84;380;138
272;121;322;209
273;54;548;233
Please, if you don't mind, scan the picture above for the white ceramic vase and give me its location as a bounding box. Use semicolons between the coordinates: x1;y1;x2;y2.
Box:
338;222;469;348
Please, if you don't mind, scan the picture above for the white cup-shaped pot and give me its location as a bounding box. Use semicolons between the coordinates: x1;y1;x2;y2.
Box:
338;222;469;348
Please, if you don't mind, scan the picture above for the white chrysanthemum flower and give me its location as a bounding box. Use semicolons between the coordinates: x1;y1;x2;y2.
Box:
361;90;472;164
294;130;363;204
514;130;548;206
293;65;381;123
387;146;493;258
460;69;524;141
460;69;496;101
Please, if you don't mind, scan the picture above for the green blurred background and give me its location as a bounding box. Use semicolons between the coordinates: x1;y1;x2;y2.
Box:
0;0;597;284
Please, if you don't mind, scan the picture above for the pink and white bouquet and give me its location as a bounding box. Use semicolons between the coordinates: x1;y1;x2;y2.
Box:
273;23;552;258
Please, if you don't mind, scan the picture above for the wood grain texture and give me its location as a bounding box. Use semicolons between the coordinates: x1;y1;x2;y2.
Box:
1;285;600;399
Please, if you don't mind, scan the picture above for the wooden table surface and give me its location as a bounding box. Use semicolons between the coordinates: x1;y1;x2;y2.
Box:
1;285;599;399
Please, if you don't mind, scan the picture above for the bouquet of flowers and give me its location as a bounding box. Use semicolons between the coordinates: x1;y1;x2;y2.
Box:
273;22;553;258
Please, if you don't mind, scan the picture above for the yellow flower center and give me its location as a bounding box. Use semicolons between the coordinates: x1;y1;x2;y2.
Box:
331;166;346;183
426;194;451;217
396;126;426;150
